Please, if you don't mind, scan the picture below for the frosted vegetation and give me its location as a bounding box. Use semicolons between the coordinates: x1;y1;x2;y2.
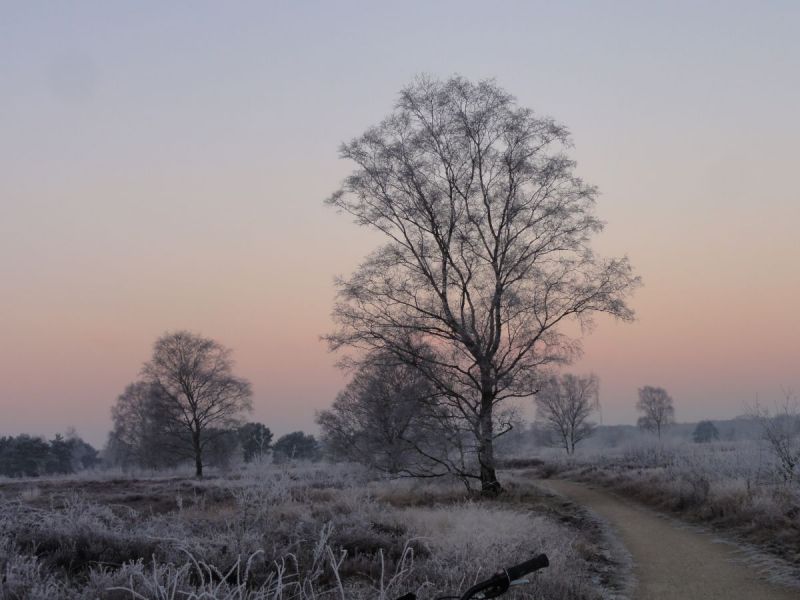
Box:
2;74;798;597
512;423;800;565
0;463;622;600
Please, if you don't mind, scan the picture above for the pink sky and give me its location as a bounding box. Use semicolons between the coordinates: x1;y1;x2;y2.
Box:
2;3;799;446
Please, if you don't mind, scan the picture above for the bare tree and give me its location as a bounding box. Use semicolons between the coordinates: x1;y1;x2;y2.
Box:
535;373;600;454
325;76;639;493
237;422;273;463
272;432;321;462
636;386;675;439
318;357;429;473
108;381;176;470
317;354;464;478
692;420;719;444
749;390;800;483
142;331;252;477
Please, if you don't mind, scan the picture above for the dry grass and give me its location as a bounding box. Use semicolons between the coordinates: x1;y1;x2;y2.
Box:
0;462;625;599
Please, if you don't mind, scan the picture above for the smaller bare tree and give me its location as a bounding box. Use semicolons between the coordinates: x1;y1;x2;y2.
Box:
535;373;600;454
317;358;428;473
636;386;675;439
317;354;469;477
237;422;273;463
108;381;176;470
142;331;252;478
749;390;800;484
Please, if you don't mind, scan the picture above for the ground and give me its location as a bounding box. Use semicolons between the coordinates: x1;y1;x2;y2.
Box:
527;440;800;566
540;478;799;600
0;463;628;599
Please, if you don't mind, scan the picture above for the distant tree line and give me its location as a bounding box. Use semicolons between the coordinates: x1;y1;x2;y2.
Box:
106;404;320;471
0;432;98;478
321;374;685;467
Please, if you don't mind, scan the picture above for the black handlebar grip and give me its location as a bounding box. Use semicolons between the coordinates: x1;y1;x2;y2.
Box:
505;553;549;581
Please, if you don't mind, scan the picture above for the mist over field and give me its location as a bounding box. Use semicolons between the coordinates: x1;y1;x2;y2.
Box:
1;3;799;599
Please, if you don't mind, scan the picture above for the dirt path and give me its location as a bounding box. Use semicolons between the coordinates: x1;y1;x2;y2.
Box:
539;479;797;600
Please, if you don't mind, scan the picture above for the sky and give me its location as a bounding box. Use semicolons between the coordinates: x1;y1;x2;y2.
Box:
1;1;799;447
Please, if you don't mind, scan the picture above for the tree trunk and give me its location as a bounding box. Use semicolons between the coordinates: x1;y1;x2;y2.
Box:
193;430;203;478
478;391;502;495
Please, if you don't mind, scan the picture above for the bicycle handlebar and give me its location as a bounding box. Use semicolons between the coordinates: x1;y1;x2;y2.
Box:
505;553;549;582
395;553;549;600
456;552;550;600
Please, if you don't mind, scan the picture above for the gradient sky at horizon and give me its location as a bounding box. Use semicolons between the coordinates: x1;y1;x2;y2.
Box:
2;1;799;447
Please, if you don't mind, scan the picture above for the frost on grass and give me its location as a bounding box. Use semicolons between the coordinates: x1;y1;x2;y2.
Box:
530;439;800;575
0;463;611;599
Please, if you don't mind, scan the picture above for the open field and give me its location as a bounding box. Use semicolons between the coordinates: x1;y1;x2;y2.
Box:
0;463;628;600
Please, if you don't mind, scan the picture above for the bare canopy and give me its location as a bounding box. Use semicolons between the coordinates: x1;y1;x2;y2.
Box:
326;76;639;493
317;354;448;475
108;381;174;470
748;390;800;483
142;331;252;477
636;386;675;439
535;373;600;454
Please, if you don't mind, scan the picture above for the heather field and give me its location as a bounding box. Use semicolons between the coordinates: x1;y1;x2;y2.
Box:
0;463;628;600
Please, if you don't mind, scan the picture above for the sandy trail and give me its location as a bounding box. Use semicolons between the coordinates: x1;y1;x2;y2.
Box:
539;479;797;600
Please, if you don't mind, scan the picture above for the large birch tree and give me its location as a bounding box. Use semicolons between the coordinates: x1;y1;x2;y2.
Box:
326;76;638;493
